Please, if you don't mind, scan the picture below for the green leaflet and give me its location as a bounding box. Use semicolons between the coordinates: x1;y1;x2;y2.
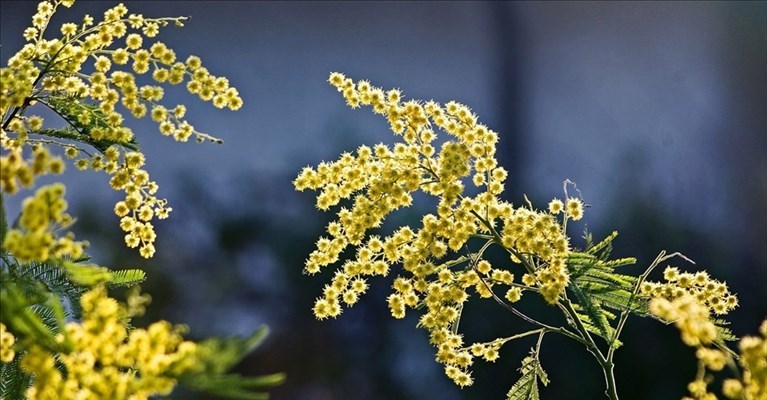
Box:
193;325;270;375
18;261;87;317
566;232;647;347
106;268;147;287
0;192;7;248
0;276;71;353
591;289;647;315
28;304;67;335
569;284;617;345
568;255;637;283
60;261;146;287
11;260;145;319
713;319;738;342
507;349;549;400
59;261;115;286
179;374;285;400
178;326;286;399
44;97;139;152
586;230;618;256
0;354;32;400
0;258;147;357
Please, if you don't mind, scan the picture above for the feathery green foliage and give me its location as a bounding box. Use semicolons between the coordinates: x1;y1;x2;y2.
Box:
296;72;762;400
0;1;278;398
566;233;644;347
44;97;139;152
0;355;32;400
179;326;286;399
507;349;549;400
0;274;70;353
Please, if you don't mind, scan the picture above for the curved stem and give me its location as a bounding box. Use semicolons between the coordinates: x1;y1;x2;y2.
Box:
467;241;586;346
418;150;623;398
603;362;620;400
560;297;619;399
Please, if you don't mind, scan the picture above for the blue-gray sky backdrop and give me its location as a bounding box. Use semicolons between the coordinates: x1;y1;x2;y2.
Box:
1;2;766;399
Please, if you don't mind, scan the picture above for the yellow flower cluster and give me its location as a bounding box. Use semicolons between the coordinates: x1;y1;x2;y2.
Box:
0;138;64;194
1;1;243;140
297;73;579;388
650;293;737;400
650;295;722;400
722;320;767;400
21;287;197;400
685;378;720;400
0;322;17;363
2;184;87;263
647;269;765;400
644;266;741;399
642;266;738;316
1;0;243;258
58;144;168;258
0;60;37;115
105;148;169;257
649;295;717;347
417;259;521;387
500;206;570;303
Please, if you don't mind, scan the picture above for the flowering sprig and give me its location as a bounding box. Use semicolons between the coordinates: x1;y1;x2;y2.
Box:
645;268;765;400
296;72;759;399
2;183;86;263
19;286;198;400
1;0;242;260
296;72;594;390
1;2;282;399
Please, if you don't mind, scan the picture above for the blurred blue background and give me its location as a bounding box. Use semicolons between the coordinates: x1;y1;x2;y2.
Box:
1;1;766;399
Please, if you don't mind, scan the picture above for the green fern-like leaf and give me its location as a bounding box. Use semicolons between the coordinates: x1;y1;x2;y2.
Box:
28;304;66;335
107;269;147;287
507;349;548;400
0;278;70;353
0;192;8;248
570;265;645;316
193;326;270;375
566;232;647;347
568;254;637;283
10;260;145;322
591;289;648;315
44;97;139;152
574;267;637;288
181;373;285;400
60;261;146;288
178;326;285;399
586;230;618;257
0;352;32;400
18;261;86;317
713;319;738;342
60;261;114;286
569;285;616;343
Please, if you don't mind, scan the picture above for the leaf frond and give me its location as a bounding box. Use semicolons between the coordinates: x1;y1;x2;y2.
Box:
0;352;32;400
178;326;284;399
507;348;548;400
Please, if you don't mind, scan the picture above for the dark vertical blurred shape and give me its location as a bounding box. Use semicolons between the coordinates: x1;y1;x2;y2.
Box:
490;2;527;200
716;1;767;334
486;5;609;399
